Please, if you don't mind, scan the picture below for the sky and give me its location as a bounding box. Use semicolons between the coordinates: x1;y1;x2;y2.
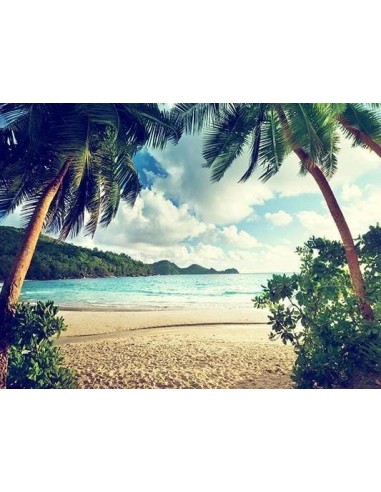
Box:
1;132;381;273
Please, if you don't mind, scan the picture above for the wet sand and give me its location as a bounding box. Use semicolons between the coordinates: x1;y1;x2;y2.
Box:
58;309;295;389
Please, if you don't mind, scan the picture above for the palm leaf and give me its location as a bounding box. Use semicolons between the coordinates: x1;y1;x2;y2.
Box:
258;108;288;182
173;103;235;134
239;104;268;182
340;104;381;146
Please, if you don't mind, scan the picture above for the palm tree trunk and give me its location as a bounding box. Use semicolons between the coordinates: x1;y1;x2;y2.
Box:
276;105;374;320
0;161;70;388
338;115;381;158
307;165;373;320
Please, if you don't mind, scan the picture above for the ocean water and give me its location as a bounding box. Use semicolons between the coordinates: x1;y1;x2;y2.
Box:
12;273;283;310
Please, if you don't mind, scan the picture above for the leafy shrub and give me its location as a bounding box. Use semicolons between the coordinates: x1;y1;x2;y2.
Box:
253;226;381;389
6;301;76;389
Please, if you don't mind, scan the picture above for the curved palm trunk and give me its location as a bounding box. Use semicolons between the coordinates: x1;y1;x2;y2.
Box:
307;165;373;320
0;162;70;388
276;106;374;320
338;115;381;158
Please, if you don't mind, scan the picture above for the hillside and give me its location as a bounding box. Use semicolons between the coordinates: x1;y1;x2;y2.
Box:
151;260;239;275
0;226;239;280
0;226;152;280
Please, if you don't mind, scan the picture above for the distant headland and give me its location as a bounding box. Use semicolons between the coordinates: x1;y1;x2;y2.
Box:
150;260;238;275
0;226;238;280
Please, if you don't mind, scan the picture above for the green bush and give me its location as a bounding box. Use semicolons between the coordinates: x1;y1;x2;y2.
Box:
253;226;381;389
6;301;76;389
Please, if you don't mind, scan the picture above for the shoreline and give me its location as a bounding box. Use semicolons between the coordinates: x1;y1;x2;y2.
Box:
59;307;270;338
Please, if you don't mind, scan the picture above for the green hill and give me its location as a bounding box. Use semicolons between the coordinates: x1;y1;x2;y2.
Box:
150;260;239;275
0;226;152;280
0;226;239;280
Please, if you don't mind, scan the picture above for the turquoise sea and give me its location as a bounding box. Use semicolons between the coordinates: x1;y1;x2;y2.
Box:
9;273;284;310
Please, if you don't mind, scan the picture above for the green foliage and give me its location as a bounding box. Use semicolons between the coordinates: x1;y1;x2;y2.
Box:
0;226;152;280
173;103;345;183
0;103;180;240
6;301;76;389
253;226;381;388
339;104;381;148
173;103;381;184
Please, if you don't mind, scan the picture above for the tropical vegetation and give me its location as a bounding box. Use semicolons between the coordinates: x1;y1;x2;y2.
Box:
0;226;152;280
7;301;76;389
253;225;381;388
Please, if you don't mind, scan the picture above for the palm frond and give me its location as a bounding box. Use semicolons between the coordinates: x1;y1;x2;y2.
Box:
202;105;255;183
58;174;89;240
340;103;381;146
284;103;340;175
258;107;288;182
0;104;30;130
119;104;181;148
172;103;235;134
239;104;268;182
0;103;177;241
99;150;140;229
44;167;75;234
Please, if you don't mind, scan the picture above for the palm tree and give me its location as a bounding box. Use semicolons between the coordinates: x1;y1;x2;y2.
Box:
334;103;381;157
173;103;378;321
0;103;180;387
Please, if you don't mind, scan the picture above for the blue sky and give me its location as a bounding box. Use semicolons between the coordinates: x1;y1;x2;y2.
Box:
1;132;381;273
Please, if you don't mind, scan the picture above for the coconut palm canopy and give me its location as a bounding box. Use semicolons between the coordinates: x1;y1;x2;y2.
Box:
172;103;381;183
0;103;180;239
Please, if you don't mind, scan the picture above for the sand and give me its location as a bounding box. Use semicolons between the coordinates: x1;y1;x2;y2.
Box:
57;309;296;389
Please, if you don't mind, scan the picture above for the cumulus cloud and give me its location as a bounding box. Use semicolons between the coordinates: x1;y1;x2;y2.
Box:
340;184;362;202
297;184;381;240
198;225;261;249
86;188;209;249
149;136;273;225
225;244;300;273
265;210;293;226
218;225;261;248
297;210;337;239
100;240;297;274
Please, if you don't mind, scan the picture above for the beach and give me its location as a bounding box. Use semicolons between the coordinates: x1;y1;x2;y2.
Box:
57;308;296;389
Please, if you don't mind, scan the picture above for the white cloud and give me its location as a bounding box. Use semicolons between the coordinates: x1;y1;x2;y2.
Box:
297;184;381;240
265;210;293;226
341;184;362;202
219;225;260;248
84;188;209;249
297;210;337;239
116;242;227;271
149;136;273;225
225;244;300;273
198;225;261;249
123;241;298;274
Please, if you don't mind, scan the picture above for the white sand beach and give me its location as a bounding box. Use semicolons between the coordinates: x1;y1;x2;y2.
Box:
57;308;296;389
